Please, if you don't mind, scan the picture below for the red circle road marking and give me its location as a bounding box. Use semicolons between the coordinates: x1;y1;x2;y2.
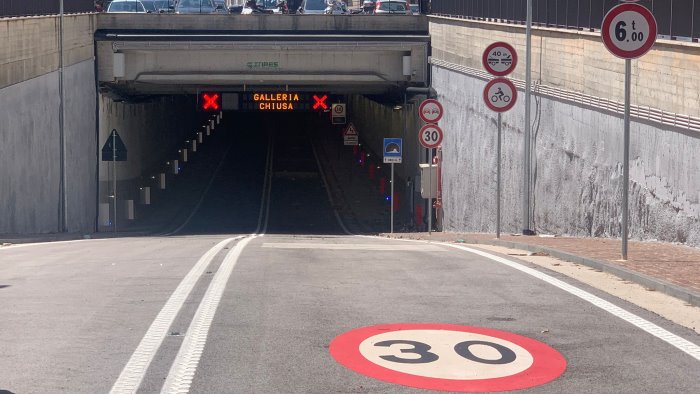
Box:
329;323;567;392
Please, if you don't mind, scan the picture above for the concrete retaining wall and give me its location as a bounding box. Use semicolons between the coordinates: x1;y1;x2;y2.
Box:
432;66;700;247
0;59;97;234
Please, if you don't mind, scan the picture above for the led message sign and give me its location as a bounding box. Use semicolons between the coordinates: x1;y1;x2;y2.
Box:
240;93;330;111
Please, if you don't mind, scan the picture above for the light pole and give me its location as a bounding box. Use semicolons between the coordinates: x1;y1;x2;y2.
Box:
59;0;67;232
522;0;533;235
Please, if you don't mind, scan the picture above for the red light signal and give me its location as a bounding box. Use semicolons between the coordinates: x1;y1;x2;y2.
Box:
313;94;328;110
200;92;221;111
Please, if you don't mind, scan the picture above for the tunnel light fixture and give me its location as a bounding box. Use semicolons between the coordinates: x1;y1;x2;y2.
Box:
393;105;403;111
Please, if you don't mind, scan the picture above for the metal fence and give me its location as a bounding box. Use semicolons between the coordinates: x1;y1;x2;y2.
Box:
0;0;95;17
430;0;700;41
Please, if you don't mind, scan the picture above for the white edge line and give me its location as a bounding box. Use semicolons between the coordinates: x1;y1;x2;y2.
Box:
371;235;700;362
0;237;112;251
161;235;257;394
109;236;242;394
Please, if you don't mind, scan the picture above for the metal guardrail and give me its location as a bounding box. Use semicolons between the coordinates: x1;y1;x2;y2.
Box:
430;57;700;134
430;0;700;41
0;0;95;17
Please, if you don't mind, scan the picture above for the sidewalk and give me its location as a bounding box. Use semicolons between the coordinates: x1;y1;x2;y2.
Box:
314;124;700;308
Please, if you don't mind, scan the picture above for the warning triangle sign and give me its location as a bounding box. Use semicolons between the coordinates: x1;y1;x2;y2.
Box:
344;123;358;136
101;130;128;161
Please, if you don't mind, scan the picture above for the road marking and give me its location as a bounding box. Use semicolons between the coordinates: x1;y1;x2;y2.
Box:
445;243;700;362
261;242;446;251
109;237;242;394
330;323;566;392
0;238;111;251
161;235;256;394
160;130;275;393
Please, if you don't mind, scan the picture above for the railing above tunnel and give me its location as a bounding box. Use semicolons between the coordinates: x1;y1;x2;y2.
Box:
0;0;95;17
430;0;700;42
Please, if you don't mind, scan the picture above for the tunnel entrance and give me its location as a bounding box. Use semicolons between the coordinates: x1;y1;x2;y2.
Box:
97;94;420;236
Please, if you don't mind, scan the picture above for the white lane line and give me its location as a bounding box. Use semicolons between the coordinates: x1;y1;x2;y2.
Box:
444;243;700;362
261;242;447;251
161;235;257;394
109;237;242;394
160;130;275;393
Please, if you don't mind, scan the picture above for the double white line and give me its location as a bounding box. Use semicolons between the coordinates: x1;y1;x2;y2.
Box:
110;134;275;394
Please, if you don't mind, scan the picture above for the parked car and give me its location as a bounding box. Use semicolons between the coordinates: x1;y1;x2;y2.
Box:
409;2;420;14
374;0;411;15
175;0;226;13
362;0;375;14
298;0;327;14
140;0;175;13
241;0;280;14
324;0;348;14
107;0;148;13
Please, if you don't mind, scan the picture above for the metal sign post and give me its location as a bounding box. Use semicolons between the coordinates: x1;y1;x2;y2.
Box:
483;43;518;238
497;113;502;239
101;129;128;234
112;131;117;233
428;148;432;235
418;99;444;235
383;138;403;234
601;3;657;260
391;163;395;234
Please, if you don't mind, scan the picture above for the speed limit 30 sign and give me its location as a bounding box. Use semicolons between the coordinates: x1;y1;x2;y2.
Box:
330;323;566;392
419;124;443;149
602;3;657;59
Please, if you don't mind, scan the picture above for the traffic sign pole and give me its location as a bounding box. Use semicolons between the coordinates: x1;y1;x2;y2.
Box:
112;130;117;234
601;2;657;260
428;148;432;235
390;163;394;234
497;113;502;239
622;59;631;260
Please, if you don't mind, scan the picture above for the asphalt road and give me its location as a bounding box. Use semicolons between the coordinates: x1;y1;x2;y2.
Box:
1;113;699;393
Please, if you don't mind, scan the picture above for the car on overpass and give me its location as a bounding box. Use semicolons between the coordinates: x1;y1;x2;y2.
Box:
141;0;175;12
374;0;412;15
297;0;326;14
175;0;227;13
106;0;148;13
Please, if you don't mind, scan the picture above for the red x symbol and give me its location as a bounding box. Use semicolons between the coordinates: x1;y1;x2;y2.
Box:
313;95;328;110
202;93;220;111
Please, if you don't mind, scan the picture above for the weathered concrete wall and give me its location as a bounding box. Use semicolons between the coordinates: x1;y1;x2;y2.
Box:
433;66;700;246
0;14;96;89
0;59;97;234
429;16;700;118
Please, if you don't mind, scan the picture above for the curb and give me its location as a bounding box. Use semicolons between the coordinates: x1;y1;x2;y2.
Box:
453;237;700;308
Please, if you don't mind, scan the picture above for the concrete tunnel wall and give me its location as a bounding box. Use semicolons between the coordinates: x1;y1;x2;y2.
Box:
97;95;200;228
